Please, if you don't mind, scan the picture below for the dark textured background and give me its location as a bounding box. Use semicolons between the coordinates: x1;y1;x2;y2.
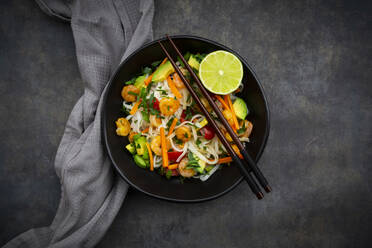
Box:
1;0;371;247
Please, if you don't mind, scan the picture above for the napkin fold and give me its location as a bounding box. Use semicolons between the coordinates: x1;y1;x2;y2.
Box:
4;0;154;247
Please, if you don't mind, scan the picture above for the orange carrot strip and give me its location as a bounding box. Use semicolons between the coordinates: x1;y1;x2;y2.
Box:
130;100;142;115
160;127;168;168
142;127;149;133
167;117;178;137
167;76;183;100
144;74;153;86
225;95;239;130
168;163;178;170
146;142;154;171
160;57;168;65
215;95;230;110
218;157;233;164
144;58;168;86
218;154;243;164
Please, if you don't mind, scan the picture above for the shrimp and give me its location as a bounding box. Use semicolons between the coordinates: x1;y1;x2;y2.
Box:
175;126;192;142
150;115;162;128
121;85;140;102
239;120;253;138
128;131;138;143
178;157;196;178
222;109;235;127
115;118;131;136
172;73;185;89
159;97;180;116
150;136;171;156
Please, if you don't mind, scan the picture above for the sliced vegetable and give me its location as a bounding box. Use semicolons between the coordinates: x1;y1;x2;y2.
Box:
134;154;147;168
146;142;154;171
195;118;208;129
142;127;149;133
134;136;147;155
144;58;168;86
130;99;142;115
233;97;248;120
167;151;183;162
188;55;200;71
144;74;153;86
167;117;178;137
225;95;239;130
168;163;179;170
200;125;215;140
134;75;147;88
152;60;174;82
180;110;186;122
152;98;160;111
166;76;183;100
125;143;136;154
215;95;230;110
218;154;243;164
160;127;168;167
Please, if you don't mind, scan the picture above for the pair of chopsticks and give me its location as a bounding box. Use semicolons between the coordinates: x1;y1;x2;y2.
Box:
158;35;271;199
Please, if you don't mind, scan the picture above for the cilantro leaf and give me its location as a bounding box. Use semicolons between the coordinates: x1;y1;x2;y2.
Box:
142;67;152;75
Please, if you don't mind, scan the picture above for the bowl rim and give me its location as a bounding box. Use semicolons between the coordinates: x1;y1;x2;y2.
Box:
102;34;270;203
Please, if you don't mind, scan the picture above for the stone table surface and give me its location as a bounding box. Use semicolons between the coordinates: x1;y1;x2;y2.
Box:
1;0;371;247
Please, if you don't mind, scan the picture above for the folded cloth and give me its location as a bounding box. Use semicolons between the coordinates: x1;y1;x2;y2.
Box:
4;0;154;247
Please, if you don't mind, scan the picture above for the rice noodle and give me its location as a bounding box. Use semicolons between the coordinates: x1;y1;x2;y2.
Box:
176;142;188;163
200;165;220;181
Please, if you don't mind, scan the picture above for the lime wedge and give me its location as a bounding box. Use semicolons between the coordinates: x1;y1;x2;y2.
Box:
199;50;243;95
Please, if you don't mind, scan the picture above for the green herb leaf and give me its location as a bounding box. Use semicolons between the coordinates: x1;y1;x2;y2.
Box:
194;53;207;62
186;152;200;170
151;60;161;68
127;91;138;96
174;137;183;145
142;67;152;75
166;117;175;130
141;110;149;122
237;121;246;134
177;56;185;67
184;52;191;61
125;77;136;85
165;169;172;179
121;105;129;115
185;107;193;121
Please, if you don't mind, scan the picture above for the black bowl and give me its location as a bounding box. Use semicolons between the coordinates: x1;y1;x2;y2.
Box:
103;35;270;202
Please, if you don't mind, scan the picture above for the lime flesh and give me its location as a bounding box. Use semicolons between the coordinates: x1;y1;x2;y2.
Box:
199;50;243;95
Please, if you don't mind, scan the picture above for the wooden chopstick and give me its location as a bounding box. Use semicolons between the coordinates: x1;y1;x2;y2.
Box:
166;35;272;193
158;40;264;200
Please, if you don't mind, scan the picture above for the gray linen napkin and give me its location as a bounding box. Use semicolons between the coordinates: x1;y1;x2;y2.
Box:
4;0;154;247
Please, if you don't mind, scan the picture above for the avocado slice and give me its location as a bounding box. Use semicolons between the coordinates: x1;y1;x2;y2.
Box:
134;75;147;88
126;143;136;154
134;136;147;155
194;156;206;173
142;146;149;160
134;154;147;168
152;61;175;82
233;97;248;120
188;55;200;71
